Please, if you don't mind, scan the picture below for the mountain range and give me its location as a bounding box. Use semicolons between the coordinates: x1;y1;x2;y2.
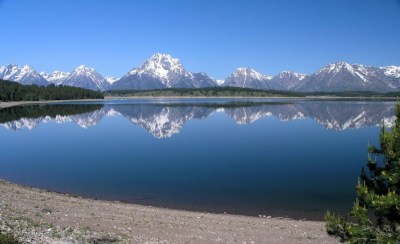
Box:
1;53;399;92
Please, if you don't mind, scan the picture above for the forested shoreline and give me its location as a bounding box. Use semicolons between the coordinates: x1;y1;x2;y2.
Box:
0;79;104;102
107;87;400;98
1;78;399;102
107;87;304;97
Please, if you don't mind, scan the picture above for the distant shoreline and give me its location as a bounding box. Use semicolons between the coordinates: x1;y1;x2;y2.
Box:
0;96;398;109
105;95;399;100
0;98;104;108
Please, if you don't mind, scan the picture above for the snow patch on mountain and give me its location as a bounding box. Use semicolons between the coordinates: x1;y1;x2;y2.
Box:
111;53;217;90
105;77;119;84
299;61;396;92
381;66;400;78
216;79;225;86
40;71;70;85
0;64;48;86
223;67;282;89
63;65;108;91
128;53;186;87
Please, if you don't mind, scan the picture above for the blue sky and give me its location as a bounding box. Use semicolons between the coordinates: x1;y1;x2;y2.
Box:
0;0;399;79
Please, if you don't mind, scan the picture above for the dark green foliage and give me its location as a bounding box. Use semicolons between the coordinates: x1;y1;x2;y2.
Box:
107;87;400;98
107;86;304;97
0;104;103;123
0;79;103;102
383;92;400;98
0;230;20;244
325;103;400;243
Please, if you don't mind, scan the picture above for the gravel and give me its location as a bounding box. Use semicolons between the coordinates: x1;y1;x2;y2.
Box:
0;180;338;243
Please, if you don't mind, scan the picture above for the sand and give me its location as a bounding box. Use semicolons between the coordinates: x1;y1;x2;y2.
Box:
0;180;338;243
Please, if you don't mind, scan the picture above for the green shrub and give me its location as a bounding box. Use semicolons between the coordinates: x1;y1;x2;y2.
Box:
0;230;20;244
325;103;400;243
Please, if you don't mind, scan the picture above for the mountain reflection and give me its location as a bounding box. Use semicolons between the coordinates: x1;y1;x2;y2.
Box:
0;101;396;138
0;104;103;131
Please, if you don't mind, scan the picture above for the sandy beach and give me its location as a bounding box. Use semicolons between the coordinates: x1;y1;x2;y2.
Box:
0;180;338;243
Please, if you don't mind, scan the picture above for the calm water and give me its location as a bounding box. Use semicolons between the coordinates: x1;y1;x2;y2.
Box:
0;98;396;220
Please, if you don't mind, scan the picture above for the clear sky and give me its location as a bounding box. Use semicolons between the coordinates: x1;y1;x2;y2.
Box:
0;0;399;79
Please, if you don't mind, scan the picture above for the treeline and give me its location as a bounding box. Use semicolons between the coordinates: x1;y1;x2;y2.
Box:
0;104;103;123
107;87;303;97
107;87;400;98
0;79;104;102
306;91;400;98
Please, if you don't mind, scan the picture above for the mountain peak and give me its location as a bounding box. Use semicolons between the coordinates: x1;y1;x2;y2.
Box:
63;65;107;91
330;61;351;68
128;53;186;84
234;67;258;73
19;65;37;75
22;64;34;70
138;53;184;75
75;65;95;72
150;53;175;61
0;64;48;86
112;53;217;90
232;67;270;80
40;70;70;85
317;61;354;74
224;67;275;89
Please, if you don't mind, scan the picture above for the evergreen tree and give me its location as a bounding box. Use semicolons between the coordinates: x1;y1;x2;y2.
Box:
0;79;104;102
325;103;400;243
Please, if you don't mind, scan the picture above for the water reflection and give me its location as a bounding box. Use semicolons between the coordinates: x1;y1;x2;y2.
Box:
1;100;396;138
0;104;103;130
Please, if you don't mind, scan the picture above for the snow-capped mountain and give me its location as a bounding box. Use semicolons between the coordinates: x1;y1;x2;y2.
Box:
111;53;217;90
223;67;280;90
271;71;308;90
63;65;109;91
216;79;225;86
380;66;400;88
0;64;49;86
381;66;400;78
40;70;70;85
105;77;119;85
298;62;396;92
2;57;400;92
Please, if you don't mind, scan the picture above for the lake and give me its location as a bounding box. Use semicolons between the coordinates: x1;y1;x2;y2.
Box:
0;98;396;220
